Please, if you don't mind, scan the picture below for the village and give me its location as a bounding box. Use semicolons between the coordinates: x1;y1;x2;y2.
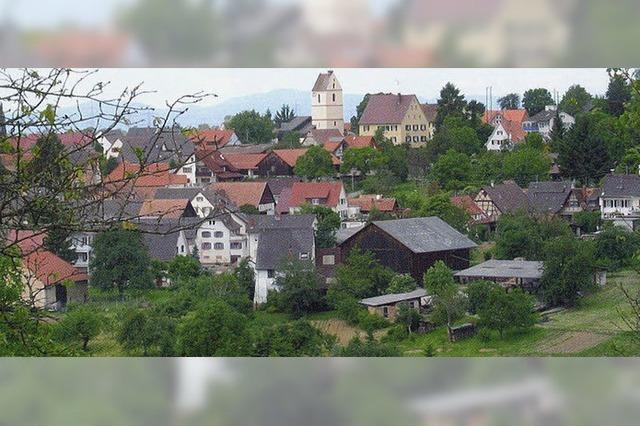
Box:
2;68;640;357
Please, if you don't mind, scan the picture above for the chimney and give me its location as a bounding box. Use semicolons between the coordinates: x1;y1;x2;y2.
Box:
327;70;333;75
397;93;401;104
376;194;382;200
490;180;495;187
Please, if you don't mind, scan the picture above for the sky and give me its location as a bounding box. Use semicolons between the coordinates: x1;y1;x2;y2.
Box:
60;68;611;108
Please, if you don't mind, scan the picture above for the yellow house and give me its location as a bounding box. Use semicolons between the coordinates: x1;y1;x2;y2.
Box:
358;93;435;146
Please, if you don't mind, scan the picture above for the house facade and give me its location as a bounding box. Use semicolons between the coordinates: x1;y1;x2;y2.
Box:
195;212;249;266
358;93;432;146
523;106;575;139
600;174;640;230
475;181;530;223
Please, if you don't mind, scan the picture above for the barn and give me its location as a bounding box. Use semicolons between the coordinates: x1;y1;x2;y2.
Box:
338;217;477;282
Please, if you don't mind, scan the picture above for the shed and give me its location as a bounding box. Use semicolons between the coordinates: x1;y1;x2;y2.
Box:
359;288;429;320
454;259;544;292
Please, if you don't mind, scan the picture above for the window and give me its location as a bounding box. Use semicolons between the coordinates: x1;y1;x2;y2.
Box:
413;136;419;142
382;307;389;318
420;124;426;131
214;243;224;250
201;231;211;238
230;242;242;250
214;231;224;238
332;93;336;102
333;121;336;126
208;220;215;225
267;269;275;278
201;242;212;250
413;125;418;131
81;236;88;245
181;245;185;253
79;253;88;262
405;125;411;131
182;167;192;173
405;136;411;142
317;94;321;103
312;198;320;205
299;252;309;260
322;255;335;265
420;136;427;142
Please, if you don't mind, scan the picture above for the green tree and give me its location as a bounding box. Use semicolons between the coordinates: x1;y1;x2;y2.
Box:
420;192;469;233
503;147;551;186
272;259;323;318
498;93;520;110
540;236;596;306
606;74;632;117
549;111;565;149
466;280;499;315
90;228;154;301
239;204;260;214
558;113;612;185
594;227;640;270
298;204;341;249
522;88;555;116
43;226;77;262
435;82;467;129
386;274;417;294
252;320;332;356
350;94;370;134
396;303;422;334
423;261;465;340
573;211;602;233
54;305;102;351
274;104;295;126
275;131;302;149
521;132;545;151
478;288;536;338
329;249;394;304
167;255;201;281
294;145;335;179
177;300;251;356
560;84;592;116
235;257;255;301
431;149;472;191
340;147;383;176
118;309;176;356
225;110;274;144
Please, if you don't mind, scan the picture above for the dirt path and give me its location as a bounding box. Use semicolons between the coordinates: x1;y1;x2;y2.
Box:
536;331;610;354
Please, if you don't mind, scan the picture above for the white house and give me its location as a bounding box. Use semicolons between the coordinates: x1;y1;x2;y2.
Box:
70;231;94;271
194;211;249;266
600;174;640;230
523;105;575;140
486;121;512;151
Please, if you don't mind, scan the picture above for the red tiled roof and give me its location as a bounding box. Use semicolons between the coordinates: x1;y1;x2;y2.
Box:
483;110;528;142
359;93;419;125
451;195;484;216
273;148;341;167
104;161;188;188
195;149;241;175
348;195;397;212
6;230;87;285
222;152;269;170
209;182;270;208
139;199;191;219
288;182;344;209
421;104;438;122
189;129;236;149
343;135;377;149
323;141;344;154
309;128;344;145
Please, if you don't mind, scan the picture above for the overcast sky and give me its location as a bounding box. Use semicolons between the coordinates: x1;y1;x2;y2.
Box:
68;68;609;108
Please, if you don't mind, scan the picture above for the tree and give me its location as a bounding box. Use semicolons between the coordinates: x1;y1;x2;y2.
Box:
252;320;332;356
478;288;536;338
498;93;520;110
298;204;341;249
337;337;401;356
540;236;596;306
350;94;370;134
503;147;551;186
118;309;176;356
90;228;154;300
435;82;467;129
431;149;472;191
239;204;260;214
274;131;302;149
54;305;102;351
423;261;466;340
396;303;422;334
294;145;335;179
594;227;640;270
560;84;592;116
387;274;417;294
522;88;555;116
274;104;295;126
549;111;565;149
521;132;545;151
466;280;499;315
177;300;251;356
235;257;255;301
340;147;383;176
558;113;612;185
466;100;486;129
272;259;323;318
606;74;631;117
573;211;602;233
420;192;469;233
329;249;394;304
225;110;274;144
167;255;201;281
43;226;77;262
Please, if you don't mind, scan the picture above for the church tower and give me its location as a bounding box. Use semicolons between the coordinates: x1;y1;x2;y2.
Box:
311;70;344;134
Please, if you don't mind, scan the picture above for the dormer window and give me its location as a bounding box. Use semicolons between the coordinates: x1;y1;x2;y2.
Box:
299;252;309;260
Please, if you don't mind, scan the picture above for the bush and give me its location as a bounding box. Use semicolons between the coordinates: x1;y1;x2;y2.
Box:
478;288;536;338
54;305;102;351
594;227;640;270
337;337;401;356
466;280;499;315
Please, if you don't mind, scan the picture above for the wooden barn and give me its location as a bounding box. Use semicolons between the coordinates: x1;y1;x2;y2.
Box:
338;217;477;283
